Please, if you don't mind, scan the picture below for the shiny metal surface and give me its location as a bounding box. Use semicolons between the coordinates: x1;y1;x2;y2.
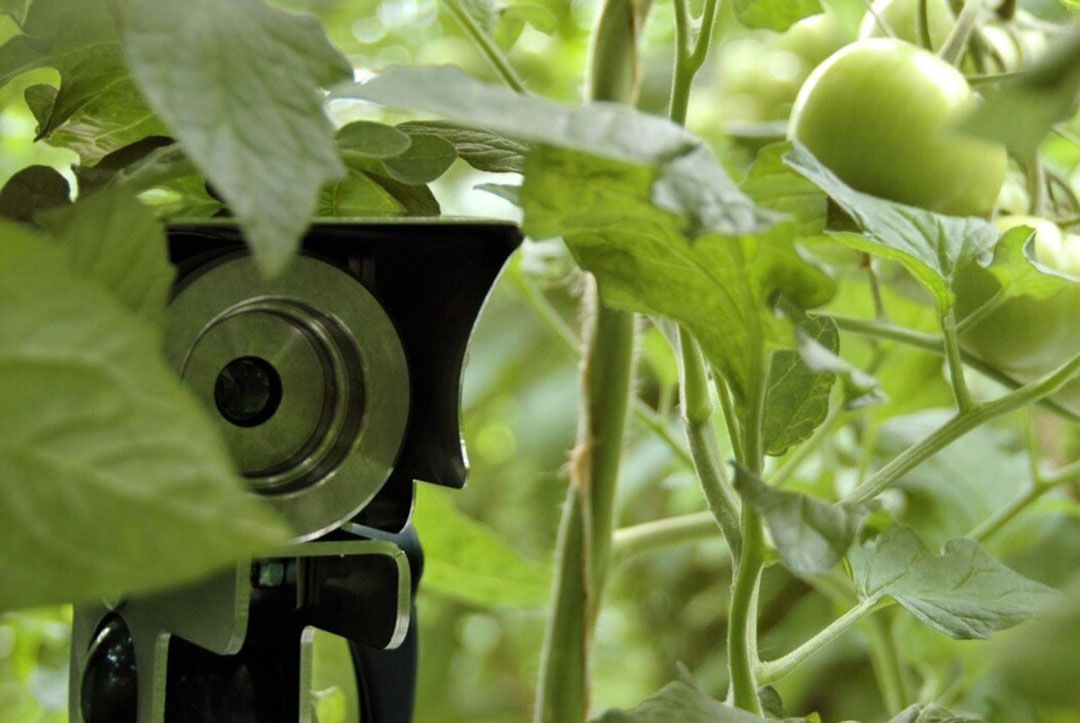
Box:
165;254;409;541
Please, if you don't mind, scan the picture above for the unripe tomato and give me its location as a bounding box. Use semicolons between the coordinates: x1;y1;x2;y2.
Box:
956;217;1080;409
859;0;955;50
789;39;1008;218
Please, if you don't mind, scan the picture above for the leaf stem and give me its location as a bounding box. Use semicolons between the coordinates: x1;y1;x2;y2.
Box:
940;309;976;413
826;315;1080;423
864;610;909;714
846;351;1080;504
917;0;934;51
610;511;726;565
757;598;882;684
668;0;720;124
968;459;1079;543
442;0;527;94
938;0;982;67
728;508;765;713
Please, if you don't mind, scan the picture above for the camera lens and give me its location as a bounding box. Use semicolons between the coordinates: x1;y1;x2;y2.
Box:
214;356;283;428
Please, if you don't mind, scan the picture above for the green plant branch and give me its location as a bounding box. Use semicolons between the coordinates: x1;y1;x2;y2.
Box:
509;270;694;470
610;511;725;565
846;351;1080;504
442;0;527;94
668;0;720;124
938;0;982;67
757;598;885;684
968;459;1079;542
825;315;1080;423
864;610;910;714
954;287;1007;334
940;309;976;412
917;0;934;51
678;329;743;558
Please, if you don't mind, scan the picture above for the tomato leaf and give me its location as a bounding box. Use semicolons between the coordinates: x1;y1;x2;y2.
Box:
0;0;29;24
733;0;822;32
318;168;406;217
380;132;458;185
0;227;289;611
336;121;413;159
0;0;166;162
797;329;885;409
981;226;1079;300
521;146;833;405
763;309;837;456
960;26;1080;160
333;65;772;236
735;467;870;577
741;142;827;236
411;487;550;608
38;188;175;325
118;0;352;275
888;705;983;723
397;120;530;174
785;142;998;310
849;525;1060;639
0;165;70;223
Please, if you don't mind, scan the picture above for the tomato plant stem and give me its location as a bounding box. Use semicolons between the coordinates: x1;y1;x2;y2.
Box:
864;610;910;714
728;507;764;712
610;511;728;565
757;598;882;684
938;0;981;67
669;0;719;124
940;309;976;412
969;461;1077;542
917;0;933;51
846;351;1080;504
441;0;527;94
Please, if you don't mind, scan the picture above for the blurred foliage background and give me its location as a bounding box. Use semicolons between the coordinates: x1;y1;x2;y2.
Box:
1;1;1079;722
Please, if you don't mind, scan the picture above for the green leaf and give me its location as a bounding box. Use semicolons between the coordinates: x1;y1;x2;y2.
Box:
38;188;174;323
797;328;885;409
397;120;530;174
741;142;826;236
981;226;1079;300
380;132;458;185
119;0;352;275
735;467;869;577
363;171;441;216
493;3;557;49
960;27;1080;160
763;310;837;456
785;142;998;310
0;226;289;611
0;0;166;163
336;121;412;159
333;65;771;237
410;487;551;608
72;136;184;192
0;165;70;223
522;146;832;404
589;668;773;722
0;0;30;24
996;577;1080;709
458;0;498;34
888;705;983;722
849;525;1060;639
733;0;822;32
318;168;404;217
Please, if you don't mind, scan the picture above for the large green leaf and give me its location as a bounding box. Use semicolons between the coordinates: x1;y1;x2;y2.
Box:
0;0;166;162
960;27;1080;160
849;525;1059;639
38;188;174;324
119;0;352;275
318;168;404;217
590;668;781;722
733;0;822;32
397;120;530;174
981;226;1079;300
785;143;998;310
333;65;771;237
522;146;833;404
411;488;551;608
735;467;869;577
0;227;289;611
763;310;836;456
741;142;826;236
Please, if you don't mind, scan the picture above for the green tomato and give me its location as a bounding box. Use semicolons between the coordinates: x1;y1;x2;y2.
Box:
859;0;955;51
956;217;1080;409
789;39;1008;218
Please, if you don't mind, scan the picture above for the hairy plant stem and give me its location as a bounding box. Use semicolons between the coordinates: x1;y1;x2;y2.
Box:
846;352;1080;504
534;4;644;721
441;0;526;93
940;309;975;412
826;315;1080;423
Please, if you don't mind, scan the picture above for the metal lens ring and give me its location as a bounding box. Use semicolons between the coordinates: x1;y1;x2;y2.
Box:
165;254;409;541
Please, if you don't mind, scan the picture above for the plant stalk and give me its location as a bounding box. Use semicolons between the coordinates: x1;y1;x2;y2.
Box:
611;511;728;565
938;0;982;67
940;309;976;412
757;598;881;684
442;0;526;93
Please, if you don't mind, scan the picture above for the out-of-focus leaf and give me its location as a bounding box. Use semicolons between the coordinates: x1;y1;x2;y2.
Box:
797;329;885;409
522;146;832;405
336;121;413;159
785;143;998;310
72;136;179;192
735;467;870;577
741;142;826;235
38;188;174;323
763;310;836;456
733;0;822;32
590;667;784;722
363;171;440;216
888;704;983;722
120;0;352;275
996;576;1080;709
960;27;1080;160
0;226;289;611
0;0;29;24
411;488;550;608
982;226;1079;300
0;166;70;223
318;168;404;217
397;120;530;174
849;525;1059;639
334;65;771;237
380;132;457;184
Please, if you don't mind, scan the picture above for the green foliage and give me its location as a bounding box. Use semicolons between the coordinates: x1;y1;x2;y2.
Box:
733;0;822;32
762;311;836;456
